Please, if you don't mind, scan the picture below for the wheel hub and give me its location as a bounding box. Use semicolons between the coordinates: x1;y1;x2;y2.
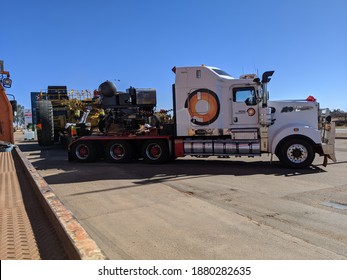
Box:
146;144;161;160
287;144;308;163
111;145;125;159
77;145;89;159
150;146;160;157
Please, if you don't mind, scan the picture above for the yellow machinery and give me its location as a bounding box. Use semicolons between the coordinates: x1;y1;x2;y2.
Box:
35;87;103;146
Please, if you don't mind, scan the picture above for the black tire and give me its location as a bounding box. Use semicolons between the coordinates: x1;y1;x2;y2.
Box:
105;141;133;163
71;141;97;162
36;100;54;146
142;140;169;164
279;138;315;168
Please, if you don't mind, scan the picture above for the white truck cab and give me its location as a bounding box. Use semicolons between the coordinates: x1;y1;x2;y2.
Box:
173;65;336;168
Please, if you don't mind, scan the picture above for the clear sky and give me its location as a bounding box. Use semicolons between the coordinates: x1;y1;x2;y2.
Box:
2;0;347;111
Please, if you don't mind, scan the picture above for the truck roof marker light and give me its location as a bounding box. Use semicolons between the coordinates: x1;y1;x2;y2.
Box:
306;95;316;101
171;66;176;74
202;64;205;67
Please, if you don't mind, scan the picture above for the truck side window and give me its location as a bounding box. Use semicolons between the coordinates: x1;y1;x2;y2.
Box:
233;88;256;106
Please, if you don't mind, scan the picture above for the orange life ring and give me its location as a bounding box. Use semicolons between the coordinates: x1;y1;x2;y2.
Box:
184;89;220;126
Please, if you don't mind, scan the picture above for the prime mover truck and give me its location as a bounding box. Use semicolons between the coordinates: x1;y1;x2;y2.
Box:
68;65;336;169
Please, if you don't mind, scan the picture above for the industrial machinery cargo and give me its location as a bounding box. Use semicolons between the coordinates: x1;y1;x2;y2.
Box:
35;86;103;146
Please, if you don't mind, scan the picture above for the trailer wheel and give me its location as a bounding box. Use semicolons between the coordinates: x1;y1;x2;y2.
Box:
279;138;315;168
71;141;97;162
105;141;133;163
142;140;169;164
36;100;54;146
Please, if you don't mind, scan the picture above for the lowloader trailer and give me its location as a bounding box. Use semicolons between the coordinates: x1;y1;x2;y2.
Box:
68;65;336;169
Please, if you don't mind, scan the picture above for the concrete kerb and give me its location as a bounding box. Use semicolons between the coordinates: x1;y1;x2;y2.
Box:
13;146;107;260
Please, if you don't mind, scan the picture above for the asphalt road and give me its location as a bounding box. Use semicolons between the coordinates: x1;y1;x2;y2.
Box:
17;134;347;259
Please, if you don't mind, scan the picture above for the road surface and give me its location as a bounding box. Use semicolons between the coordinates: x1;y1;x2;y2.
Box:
17;134;347;259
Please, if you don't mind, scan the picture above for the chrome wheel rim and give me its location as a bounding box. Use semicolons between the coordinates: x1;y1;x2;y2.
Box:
287;144;308;163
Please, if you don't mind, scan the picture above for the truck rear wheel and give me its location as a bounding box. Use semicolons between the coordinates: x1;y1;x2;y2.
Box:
36;100;54;146
279;138;315;168
105;141;133;163
142;140;169;164
71;141;97;162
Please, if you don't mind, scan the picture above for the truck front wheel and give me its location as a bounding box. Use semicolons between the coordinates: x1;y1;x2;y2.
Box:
279;138;315;168
142;140;169;164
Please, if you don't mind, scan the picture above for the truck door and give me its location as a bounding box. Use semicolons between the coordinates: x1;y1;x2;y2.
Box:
232;87;258;125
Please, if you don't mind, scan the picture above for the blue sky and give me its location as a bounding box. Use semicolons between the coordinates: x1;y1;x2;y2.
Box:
2;0;347;111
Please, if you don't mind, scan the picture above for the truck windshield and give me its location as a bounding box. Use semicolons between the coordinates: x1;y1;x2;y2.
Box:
211;68;232;77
